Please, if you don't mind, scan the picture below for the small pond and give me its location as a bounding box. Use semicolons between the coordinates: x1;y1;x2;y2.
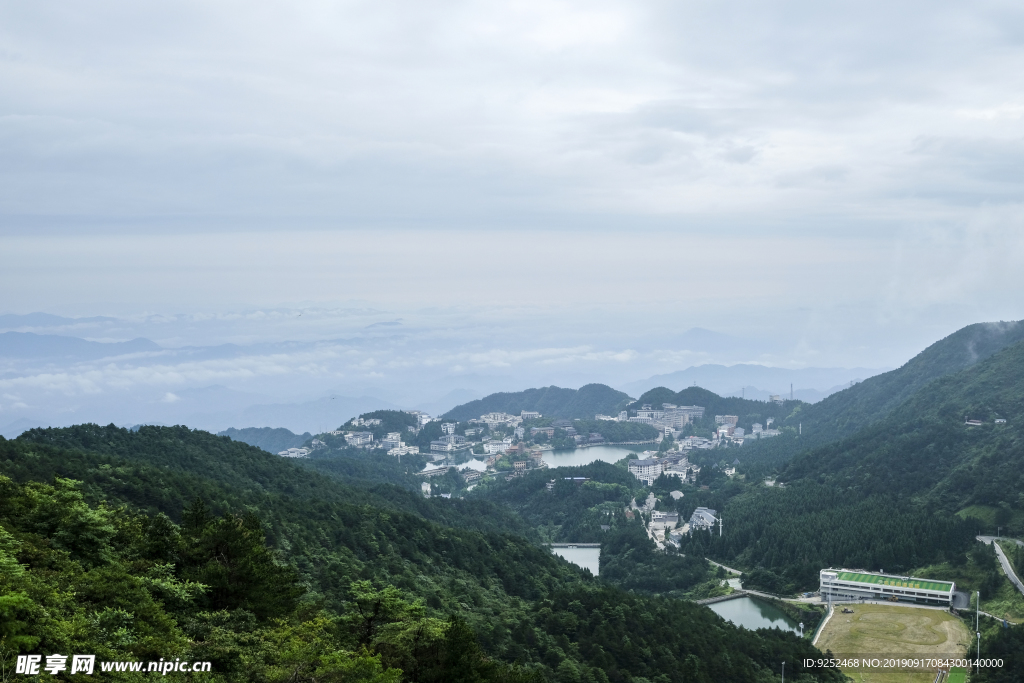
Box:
707;596;800;633
550;546;601;575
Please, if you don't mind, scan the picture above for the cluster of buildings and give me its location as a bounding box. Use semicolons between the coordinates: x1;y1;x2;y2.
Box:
627;452;699;486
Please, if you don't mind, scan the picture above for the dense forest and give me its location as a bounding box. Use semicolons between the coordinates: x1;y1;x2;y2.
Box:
0;426;843;682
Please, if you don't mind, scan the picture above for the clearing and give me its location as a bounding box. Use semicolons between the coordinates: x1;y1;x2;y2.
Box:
815;604;970;683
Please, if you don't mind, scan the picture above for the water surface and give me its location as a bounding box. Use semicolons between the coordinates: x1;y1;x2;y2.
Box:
550;546;601;575
542;445;644;469
707;597;800;633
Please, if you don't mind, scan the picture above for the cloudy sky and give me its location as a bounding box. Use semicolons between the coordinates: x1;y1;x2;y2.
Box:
1;1;1023;431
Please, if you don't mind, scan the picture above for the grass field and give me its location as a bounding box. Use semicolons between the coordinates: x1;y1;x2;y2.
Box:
815;604;971;683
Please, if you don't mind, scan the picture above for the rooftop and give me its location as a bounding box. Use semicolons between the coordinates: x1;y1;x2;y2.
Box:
832;570;953;593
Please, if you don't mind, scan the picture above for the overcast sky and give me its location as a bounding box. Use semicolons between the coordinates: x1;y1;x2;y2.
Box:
2;0;1024;369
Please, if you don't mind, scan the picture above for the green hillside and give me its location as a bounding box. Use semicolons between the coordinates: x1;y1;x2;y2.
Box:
675;335;1024;593
442;383;632;422
1;425;843;682
778;320;1024;448
782;336;1024;520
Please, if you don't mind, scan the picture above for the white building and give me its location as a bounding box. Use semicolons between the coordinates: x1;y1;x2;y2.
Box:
388;444;420;456
688;507;717;531
819;569;954;606
521;411;541;419
484;440;511;454
628;458;663;486
651;511;680;528
715;415;739;426
628;416;654;424
345;432;375;446
278;447;311;458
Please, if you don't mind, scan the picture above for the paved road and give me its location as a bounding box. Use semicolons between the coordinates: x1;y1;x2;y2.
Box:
706;558;743;575
977;536;1024;596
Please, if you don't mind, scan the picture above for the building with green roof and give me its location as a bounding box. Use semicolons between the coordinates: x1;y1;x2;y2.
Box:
819;568;955;606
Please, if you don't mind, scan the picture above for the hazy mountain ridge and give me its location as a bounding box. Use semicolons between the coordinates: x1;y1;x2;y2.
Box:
218;426;312;454
619;363;886;403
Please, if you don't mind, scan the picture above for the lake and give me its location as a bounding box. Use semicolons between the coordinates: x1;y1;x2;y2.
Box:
708;597;800;633
550;546;601;575
542;445;645;469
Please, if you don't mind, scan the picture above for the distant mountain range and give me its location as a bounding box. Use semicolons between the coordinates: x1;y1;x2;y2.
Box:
0;331;160;359
618;364;886;403
218;426;312;453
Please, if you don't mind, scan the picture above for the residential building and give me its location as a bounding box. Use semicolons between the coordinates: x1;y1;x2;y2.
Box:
552;419;572;428
818;569;954;606
430;440;455;453
345;432;374;446
636;409;665;420
388;444;419;456
628;416;653;424
440;434;466;445
462;470;482;483
521;410;541;419
760;429;781;438
651;511;680;528
464;428;480;437
514;426;525;439
628;458;663;486
769;395;784;405
484;441;510;454
617;411;628;420
441;422;456;435
405;410;434;427
751;423;763;434
587;433;605;444
715;415;739;426
688;507;717;531
513;460;527;473
418;466;451;477
595;414;616;421
531;426;555;438
278;447;310;458
677;406;705;421
733;427;745;438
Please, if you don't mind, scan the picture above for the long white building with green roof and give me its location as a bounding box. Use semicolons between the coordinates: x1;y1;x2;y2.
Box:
819;569;955;606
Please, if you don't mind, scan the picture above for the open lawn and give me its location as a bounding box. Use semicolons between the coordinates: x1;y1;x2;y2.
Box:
816;604;971;683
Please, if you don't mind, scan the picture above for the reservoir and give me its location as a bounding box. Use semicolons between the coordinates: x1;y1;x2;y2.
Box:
543;445;645;469
707;597;800;633
550;546;601;575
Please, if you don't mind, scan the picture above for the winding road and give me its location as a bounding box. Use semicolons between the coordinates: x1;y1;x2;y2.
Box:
977;535;1024;597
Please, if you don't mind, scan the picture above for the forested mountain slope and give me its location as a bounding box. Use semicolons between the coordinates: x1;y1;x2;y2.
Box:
678;334;1024;593
782;336;1024;519
2;426;842;682
778;320;1024;448
442;384;631;422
